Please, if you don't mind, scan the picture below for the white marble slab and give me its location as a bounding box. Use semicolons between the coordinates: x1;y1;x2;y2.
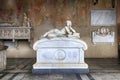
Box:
33;37;88;70
91;10;116;26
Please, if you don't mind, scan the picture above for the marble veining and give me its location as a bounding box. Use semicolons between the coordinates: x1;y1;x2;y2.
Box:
91;10;116;26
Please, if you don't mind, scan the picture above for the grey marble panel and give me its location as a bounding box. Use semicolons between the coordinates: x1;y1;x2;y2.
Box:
91;10;116;26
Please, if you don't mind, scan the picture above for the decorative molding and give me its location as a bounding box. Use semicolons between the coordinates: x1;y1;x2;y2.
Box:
0;27;32;47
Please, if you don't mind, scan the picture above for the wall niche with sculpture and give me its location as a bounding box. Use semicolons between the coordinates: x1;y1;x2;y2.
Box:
90;10;116;44
0;13;32;47
92;27;115;44
0;0;33;47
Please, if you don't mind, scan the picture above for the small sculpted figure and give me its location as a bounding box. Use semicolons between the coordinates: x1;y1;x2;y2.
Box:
23;13;30;27
97;27;111;36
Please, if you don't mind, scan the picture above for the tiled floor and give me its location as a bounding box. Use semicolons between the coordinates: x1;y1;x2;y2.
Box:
0;58;120;80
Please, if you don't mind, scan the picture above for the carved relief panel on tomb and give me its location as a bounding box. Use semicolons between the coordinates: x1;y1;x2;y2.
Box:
0;27;31;42
92;27;115;44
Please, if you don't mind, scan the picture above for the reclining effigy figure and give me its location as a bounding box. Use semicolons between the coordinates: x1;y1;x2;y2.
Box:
32;20;88;74
41;20;80;39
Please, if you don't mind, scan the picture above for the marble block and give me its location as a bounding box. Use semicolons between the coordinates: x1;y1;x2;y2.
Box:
32;38;89;74
91;10;116;26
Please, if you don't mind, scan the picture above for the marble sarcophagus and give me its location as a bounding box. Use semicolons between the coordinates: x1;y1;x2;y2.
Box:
32;20;89;74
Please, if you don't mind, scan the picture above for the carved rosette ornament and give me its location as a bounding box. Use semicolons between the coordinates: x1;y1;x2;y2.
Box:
55;50;66;60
